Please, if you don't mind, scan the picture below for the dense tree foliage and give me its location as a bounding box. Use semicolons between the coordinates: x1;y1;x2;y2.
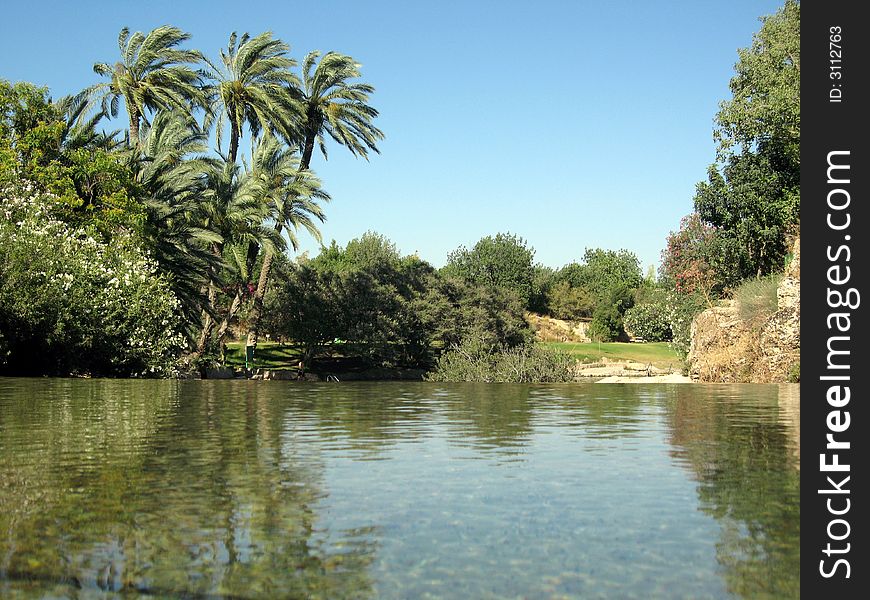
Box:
0;186;185;375
263;232;531;369
587;284;635;342
442;233;536;307
1;21;382;376
693;0;799;279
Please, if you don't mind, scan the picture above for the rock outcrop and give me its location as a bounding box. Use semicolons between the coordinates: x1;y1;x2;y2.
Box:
527;313;590;342
688;238;800;383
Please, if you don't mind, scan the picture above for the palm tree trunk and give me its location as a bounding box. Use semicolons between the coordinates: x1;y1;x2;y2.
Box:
196;285;217;353
213;239;262;344
229;122;240;164
215;287;244;343
196;243;223;354
246;248;275;349
246;222;284;349
129;106;141;147
300;131;316;170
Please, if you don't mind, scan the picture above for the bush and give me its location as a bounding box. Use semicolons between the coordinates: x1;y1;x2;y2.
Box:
662;290;707;359
442;233;536;307
587;285;634;342
0;185;186;376
588;303;622;342
546;281;594;320
623;303;672;342
425;338;575;383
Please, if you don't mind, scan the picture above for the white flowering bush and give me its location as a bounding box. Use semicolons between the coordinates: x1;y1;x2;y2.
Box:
623;302;672;342
0;184;186;376
662;289;707;359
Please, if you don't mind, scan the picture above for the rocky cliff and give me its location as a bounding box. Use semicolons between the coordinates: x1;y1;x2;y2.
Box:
688;238;800;383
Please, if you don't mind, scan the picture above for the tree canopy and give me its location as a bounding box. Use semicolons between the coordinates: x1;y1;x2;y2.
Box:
693;0;799;279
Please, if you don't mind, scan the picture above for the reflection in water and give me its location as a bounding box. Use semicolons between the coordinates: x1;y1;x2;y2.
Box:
0;379;799;598
0;380;376;598
664;384;800;600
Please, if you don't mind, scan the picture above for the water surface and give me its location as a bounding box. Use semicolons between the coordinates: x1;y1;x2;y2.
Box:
0;379;799;598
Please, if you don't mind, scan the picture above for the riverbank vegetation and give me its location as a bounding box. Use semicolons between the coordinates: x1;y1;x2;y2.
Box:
654;0;799;361
1;2;799;381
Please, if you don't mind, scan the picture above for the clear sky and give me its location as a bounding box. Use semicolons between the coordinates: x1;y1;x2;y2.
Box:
0;0;784;271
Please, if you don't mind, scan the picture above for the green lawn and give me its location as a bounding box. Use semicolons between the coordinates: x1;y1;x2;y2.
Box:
226;340;680;372
543;341;679;369
224;341;303;370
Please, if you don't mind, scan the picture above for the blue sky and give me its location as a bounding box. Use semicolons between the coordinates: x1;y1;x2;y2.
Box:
0;0;784;271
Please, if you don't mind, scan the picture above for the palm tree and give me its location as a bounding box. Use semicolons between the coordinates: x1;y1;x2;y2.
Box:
194;158;283;354
207;31;302;165
90;25;206;145
242;51;382;349
243;136;329;348
55;91;123;153
136;110;221;331
297;50;384;170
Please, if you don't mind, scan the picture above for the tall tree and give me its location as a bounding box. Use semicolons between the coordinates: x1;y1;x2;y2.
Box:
207;32;301;165
136;110;221;331
243;136;329;349
242;50;384;353
694;0;800;279
194;159;281;354
298;51;383;169
442;233;536;308
91;26;206;145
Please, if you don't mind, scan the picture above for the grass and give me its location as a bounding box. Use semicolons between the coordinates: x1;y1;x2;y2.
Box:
224;341;303;370
543;341;679;369
226;339;681;373
734;274;782;324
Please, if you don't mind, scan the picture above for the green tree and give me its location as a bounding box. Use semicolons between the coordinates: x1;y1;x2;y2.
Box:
694;0;800;279
1;80;143;235
262;260;341;366
546;281;594;320
443;233;536;307
207;32;301;165
588;284;635;342
298;51;384;169
574;248;643;299
694;150;798;279
194;159;281;354
714;0;799;163
90;26;206;145
243;136;329;349
136;110;221;330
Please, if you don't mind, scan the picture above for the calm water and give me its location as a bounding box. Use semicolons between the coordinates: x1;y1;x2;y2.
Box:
0;379;799;599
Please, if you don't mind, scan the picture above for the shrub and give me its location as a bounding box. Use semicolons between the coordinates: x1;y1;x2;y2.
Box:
623;303;672;342
662;290;707;359
588;303;622;342
587;285;634;342
546;281;594;320
425;338;575;383
0;185;186;376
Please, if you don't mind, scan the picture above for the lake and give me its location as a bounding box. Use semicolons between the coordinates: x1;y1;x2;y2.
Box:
0;379;799;599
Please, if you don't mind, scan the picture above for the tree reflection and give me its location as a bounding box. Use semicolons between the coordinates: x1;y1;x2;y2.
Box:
0;379;377;598
664;384;800;599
